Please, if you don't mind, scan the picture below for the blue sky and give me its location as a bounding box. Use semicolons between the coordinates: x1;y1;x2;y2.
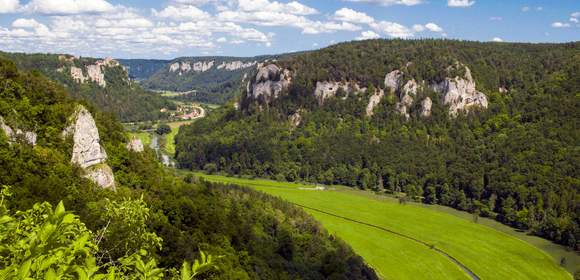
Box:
0;0;578;59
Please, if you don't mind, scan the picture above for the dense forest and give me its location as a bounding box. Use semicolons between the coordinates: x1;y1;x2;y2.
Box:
0;57;377;279
175;39;580;249
0;52;172;122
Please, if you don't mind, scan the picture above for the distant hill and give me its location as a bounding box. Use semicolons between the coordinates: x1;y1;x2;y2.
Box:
121;55;278;104
176;39;580;250
117;58;170;81
0;52;172;122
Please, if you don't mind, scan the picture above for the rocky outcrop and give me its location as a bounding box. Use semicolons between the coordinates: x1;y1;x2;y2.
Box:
396;79;420;119
127;137;144;152
66;57;121;88
86;64;106;87
62;105;114;189
366;88;385;117
245;64;292;108
314;81;365;105
84;164;115;190
384;70;403;91
421;97;432;117
169;62;180;72
217;61;257;71
169;61;215;74
0;116;37;145
432;65;488;116
289;110;303;127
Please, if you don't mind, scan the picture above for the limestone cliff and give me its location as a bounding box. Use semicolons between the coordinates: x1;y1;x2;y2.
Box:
431;65;488;116
243;64;292;108
62;56;122;88
62;105;115;189
366;89;385;117
0;116;37;145
127;137;144;152
314;81;365;105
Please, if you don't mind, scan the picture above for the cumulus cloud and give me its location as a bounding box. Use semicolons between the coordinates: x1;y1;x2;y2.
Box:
489;16;502;21
0;0;19;13
413;23;444;33
23;0;115;15
370;21;413;38
551;22;570;28
152;5;211;21
334;8;375;24
492;37;503;42
237;0;317;15
344;0;422;6
448;0;474;8
356;30;380;40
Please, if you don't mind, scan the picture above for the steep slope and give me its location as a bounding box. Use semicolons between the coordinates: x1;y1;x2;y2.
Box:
0;57;377;279
176;39;580;249
117;58;170;81
0;52;172;122
132;56;277;104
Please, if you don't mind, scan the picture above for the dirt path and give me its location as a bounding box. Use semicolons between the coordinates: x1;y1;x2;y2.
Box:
293;203;480;280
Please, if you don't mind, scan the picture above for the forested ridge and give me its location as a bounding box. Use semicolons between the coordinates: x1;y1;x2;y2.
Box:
0;52;172;122
176;39;580;249
0;57;377;279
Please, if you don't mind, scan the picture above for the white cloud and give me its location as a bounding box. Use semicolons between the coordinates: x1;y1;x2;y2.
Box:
425;22;443;32
448;0;474;8
0;0;19;13
570;17;578;23
551;22;570;28
152;5;211;21
356;30;380;40
344;0;422;6
237;0;317;15
492;37;503;42
521;6;530;12
23;0;115;15
489;16;502;21
334;8;375;24
536;7;543;11
370;21;413;38
216;36;227;42
412;24;424;32
572;12;580;18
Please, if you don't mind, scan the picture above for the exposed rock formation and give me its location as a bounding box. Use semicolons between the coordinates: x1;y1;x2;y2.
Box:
384;70;403;91
127;137;144;152
421;97;432;117
0;116;37;145
289;110;303;127
245;64;292;107
217;61;257;71
314;81;365;105
366;88;385;117
70;66;88;84
84;165;115;190
432;65;488;116
169;62;180;72
62;105;114;189
86;64;106;87
396;79;420;119
192;61;214;72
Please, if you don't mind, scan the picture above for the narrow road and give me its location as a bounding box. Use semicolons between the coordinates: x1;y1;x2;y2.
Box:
293;203;480;280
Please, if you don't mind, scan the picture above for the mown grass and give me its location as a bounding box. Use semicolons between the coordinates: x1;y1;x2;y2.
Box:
194;173;573;280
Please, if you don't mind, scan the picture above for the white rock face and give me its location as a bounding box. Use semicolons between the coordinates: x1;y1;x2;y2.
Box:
63;106;108;169
192;61;214;72
62;105;114;189
84;165;115;190
314;81;364;105
70;66;87;83
127;137;144;152
396;79;419;119
217;61;257;71
289;110;303;127
180;62;192;72
366;89;385;117
86;64;106;87
0;116;37;145
432;65;488;116
169;62;180;72
384;70;403;91
247;64;292;106
421;97;432;117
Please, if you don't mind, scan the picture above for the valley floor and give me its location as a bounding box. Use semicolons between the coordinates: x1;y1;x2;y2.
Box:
192;172;576;280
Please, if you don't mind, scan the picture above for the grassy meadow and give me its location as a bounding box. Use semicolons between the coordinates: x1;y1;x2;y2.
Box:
193;173;574;280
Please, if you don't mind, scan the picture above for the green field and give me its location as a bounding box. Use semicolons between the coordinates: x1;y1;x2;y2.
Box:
194;173;574;280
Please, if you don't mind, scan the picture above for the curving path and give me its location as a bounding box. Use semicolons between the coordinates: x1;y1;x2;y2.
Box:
293;202;480;280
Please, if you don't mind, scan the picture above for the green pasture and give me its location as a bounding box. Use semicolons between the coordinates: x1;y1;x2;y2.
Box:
194;173;574;280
